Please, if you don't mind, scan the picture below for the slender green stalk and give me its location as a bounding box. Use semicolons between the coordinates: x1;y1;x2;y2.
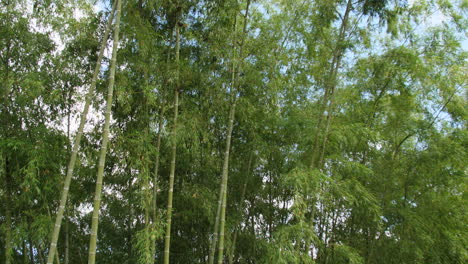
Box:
308;1;353;258
23;240;27;263
208;171;224;264
217;2;251;263
309;1;355;258
64;87;71;264
1;1;12;102
87;0;122;263
208;34;238;263
38;244;45;263
46;3;117;263
152;34;172;262
2;154;12;264
217;101;236;264
315;0;352;169
65;209;69;264
228;152;253;264
45;205;62;264
143;92;152;264
2;4;13;264
210;26;237;263
216;11;249;264
163;22;181;264
151;103;164;262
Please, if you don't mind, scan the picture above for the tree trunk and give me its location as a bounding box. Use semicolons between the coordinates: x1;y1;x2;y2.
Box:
87;0;122;263
46;2;117;263
163;20;181;264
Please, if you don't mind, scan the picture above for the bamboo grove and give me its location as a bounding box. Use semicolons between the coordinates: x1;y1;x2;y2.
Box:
1;0;467;263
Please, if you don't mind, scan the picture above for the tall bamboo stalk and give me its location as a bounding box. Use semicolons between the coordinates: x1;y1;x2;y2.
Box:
208;51;237;264
143;93;152;264
152;32;173;262
87;0;122;263
310;0;353;259
2;154;12;264
2;3;13;264
208;167;224;264
227;152;254;264
209;16;238;264
216;100;237;264
217;2;251;263
64;209;69;264
163;21;181;264
2;7;12;264
151;102;164;262
64;86;71;264
310;0;352;169
46;3;117;263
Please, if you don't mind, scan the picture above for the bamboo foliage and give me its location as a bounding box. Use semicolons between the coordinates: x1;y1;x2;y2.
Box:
1;0;466;263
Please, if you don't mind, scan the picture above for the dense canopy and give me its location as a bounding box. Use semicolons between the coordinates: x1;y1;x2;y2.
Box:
1;0;467;263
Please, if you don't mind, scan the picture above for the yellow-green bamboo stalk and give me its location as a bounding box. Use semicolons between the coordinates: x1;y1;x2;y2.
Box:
314;0;352;169
217;1;251;263
152;33;172;262
46;2;117;264
163;21;181;264
216;100;237;264
87;0;122;263
227;152;253;264
2;153;12;264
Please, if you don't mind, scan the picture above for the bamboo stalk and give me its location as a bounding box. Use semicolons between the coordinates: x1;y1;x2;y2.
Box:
163;19;181;264
217;1;251;263
46;2;117;263
87;0;122;263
